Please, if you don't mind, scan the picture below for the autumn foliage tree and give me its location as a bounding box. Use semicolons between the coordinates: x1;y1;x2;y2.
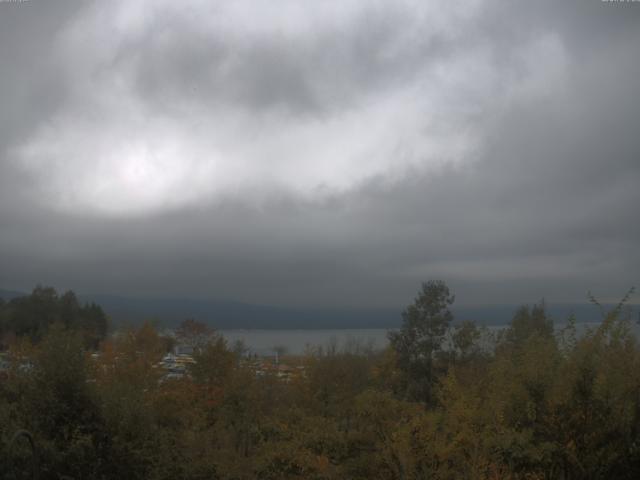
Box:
175;318;215;351
1;283;639;479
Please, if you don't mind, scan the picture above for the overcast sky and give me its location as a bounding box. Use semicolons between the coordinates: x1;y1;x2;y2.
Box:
0;0;639;308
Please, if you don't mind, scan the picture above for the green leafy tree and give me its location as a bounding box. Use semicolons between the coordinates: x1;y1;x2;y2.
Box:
452;320;483;363
388;280;455;403
19;324;104;478
504;302;554;348
80;302;109;350
6;286;59;340
1;286;108;348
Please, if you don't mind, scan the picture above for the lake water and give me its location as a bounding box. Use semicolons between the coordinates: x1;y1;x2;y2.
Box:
220;322;638;356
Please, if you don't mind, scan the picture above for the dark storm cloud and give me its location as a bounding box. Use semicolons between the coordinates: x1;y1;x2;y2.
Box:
102;1;444;116
0;0;638;309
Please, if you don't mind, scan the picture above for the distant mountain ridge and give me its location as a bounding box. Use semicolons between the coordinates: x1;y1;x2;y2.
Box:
2;288;630;329
78;294;400;330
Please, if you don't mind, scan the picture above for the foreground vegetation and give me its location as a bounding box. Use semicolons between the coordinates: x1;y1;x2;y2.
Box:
0;283;639;479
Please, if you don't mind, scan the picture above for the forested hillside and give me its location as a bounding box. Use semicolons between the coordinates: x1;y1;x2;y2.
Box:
1;283;639;479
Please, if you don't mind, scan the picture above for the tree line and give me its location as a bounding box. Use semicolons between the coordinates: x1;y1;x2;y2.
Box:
0;282;639;479
0;286;108;349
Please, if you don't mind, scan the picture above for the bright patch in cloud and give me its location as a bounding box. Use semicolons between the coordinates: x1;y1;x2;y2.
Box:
13;0;565;216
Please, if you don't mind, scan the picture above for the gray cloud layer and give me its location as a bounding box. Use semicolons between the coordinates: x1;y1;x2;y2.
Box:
1;0;639;308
